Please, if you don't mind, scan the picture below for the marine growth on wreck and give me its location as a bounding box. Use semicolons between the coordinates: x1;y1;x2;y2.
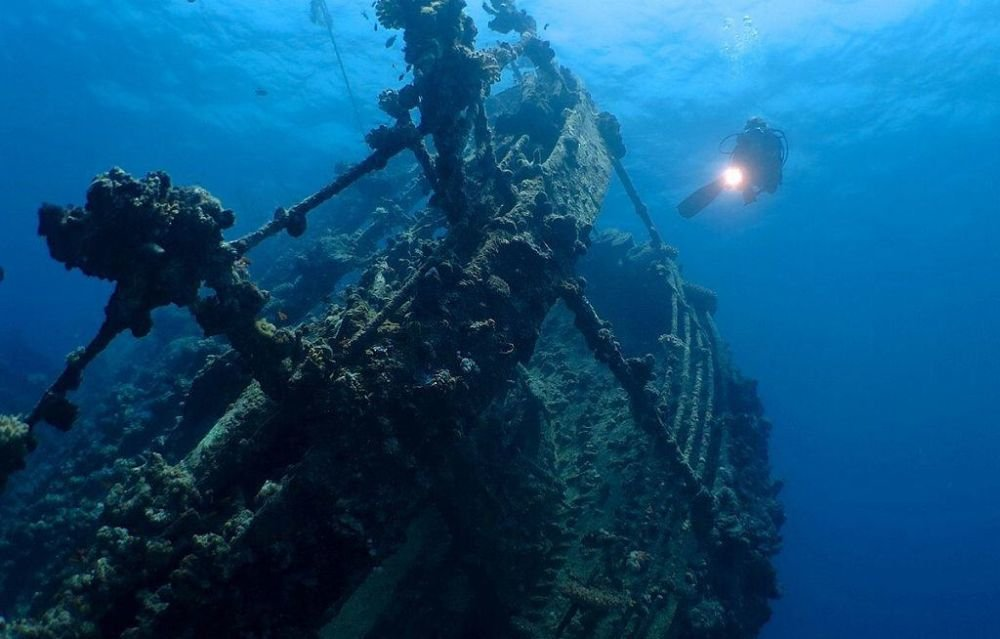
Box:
0;1;783;637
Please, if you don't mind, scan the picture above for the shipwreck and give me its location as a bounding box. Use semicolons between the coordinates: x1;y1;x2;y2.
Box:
0;1;783;637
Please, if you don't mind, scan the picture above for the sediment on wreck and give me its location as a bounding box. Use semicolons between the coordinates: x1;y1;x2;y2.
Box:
0;1;782;638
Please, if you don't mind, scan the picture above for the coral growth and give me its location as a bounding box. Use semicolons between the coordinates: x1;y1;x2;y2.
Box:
683;282;719;315
560;579;633;610
0;416;33;492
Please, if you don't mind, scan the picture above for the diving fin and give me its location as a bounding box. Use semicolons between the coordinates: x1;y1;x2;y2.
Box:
677;179;724;218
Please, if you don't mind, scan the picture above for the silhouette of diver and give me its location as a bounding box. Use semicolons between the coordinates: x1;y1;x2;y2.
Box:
678;117;787;218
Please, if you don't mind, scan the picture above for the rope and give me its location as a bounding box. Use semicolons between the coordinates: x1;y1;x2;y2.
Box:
311;0;366;141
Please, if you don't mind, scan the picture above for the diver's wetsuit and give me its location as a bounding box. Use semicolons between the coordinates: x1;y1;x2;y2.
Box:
731;124;784;203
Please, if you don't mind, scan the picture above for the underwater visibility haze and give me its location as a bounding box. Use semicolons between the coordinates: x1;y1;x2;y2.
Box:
1;1;998;637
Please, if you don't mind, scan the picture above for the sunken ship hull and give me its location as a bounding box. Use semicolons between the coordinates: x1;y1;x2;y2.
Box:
0;1;782;637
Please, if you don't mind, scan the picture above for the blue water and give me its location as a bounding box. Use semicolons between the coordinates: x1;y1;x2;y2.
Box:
2;1;999;637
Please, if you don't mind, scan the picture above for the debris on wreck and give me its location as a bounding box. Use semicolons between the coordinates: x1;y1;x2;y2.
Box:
0;1;783;637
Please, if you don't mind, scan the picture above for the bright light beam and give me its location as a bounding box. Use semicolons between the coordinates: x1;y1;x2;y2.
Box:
723;166;744;188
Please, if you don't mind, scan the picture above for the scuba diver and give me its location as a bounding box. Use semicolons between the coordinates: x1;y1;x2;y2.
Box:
677;117;787;218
